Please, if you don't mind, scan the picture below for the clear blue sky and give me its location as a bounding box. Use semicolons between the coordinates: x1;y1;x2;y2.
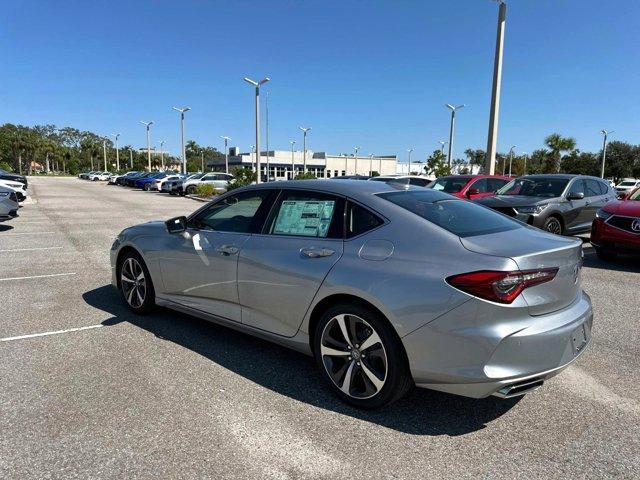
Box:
2;0;639;162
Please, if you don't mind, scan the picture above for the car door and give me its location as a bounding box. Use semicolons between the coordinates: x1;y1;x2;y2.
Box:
237;189;345;337
564;179;589;231
583;179;606;222
157;189;275;322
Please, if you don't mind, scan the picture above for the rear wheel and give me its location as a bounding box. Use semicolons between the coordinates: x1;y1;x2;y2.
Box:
118;251;155;314
143;183;150;191
543;216;563;235
313;303;413;409
186;185;196;195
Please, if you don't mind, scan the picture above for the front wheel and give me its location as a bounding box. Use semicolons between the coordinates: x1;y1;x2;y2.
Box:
185;185;196;195
143;183;150;191
543;216;563;235
118;251;155;314
313;303;413;409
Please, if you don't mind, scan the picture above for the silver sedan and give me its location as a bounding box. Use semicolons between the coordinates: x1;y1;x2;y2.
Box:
110;180;592;408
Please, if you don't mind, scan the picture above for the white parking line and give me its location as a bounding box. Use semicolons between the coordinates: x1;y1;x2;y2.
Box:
0;246;64;253
0;272;76;282
0;324;103;342
0;231;56;236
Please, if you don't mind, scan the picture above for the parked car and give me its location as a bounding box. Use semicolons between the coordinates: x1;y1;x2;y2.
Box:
109;172;137;185
615;178;640;196
369;175;433;187
179;172;233;195
0;179;28;202
162;173;203;195
78;171;97;180
136;172;168;190
152;174;185;191
123;172;153;187
0;185;19;222
428;174;511;200
116;171;142;186
0;168;28;188
477;174;616;235
89;171;111;181
111;180;592;408
590;187;640;260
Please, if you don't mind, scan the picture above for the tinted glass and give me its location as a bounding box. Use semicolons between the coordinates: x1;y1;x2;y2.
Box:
585;180;602;197
430;177;470;193
596;182;609;195
378;191;520;237
568;180;585;196
497;177;570;197
189;191;270;233
470;178;488;192
488;178;508;192
629;189;640;201
267;191;343;238
346;202;384;238
408;178;430;187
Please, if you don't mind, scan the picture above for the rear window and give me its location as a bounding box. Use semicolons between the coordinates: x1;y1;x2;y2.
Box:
430;177;470;193
378;191;520;237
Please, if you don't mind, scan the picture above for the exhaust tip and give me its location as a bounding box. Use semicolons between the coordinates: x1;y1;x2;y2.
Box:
495;378;544;399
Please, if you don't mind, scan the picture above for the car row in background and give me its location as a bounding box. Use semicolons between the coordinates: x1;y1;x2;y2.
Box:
615;178;640;196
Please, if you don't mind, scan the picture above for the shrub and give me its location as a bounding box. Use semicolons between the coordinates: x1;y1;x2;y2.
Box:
227;167;257;191
294;172;317;180
195;183;215;197
0;161;13;172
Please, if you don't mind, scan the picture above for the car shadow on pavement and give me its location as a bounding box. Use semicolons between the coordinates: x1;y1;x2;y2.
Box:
84;284;521;437
0;224;15;232
582;245;640;273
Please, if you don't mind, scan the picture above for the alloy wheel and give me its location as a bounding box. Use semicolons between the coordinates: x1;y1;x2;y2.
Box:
546;218;562;235
120;257;147;308
320;314;388;399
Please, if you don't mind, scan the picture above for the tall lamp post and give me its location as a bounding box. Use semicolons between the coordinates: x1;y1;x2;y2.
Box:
600;130;614;179
522;151;528;175
111;133;120;171
485;0;507;175
172;107;190;174
369;154;374;176
221;136;231;174
445;104;465;166
265;92;270;181
354;146;360;175
299;127;311;174
290;141;296;179
407;148;414;174
128;147;133;169
439;141;448;154
102;138;108;171
508;145;516;176
159;140;165;170
244;77;270;183
250;146;255;172
140;121;154;171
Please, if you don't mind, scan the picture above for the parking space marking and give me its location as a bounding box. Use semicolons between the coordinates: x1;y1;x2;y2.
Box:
0;231;56;236
0;272;76;282
0;324;103;343
0;246;64;253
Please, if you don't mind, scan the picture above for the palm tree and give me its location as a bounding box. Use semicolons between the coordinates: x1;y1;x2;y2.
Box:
544;133;576;172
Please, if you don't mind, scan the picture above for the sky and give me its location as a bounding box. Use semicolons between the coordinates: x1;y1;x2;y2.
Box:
2;0;639;163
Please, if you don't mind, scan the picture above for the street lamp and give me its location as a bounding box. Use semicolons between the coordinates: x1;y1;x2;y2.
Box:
299;127;311;173
172;107;190;174
508;145;516;176
354;147;360;175
265;91;270;181
485;0;507;174
250;145;255;173
140;121;154;171
369;154;374;176
129;147;133;169
102;138;108;171
521;151;528;175
111;133;120;171
220;136;231;174
290;141;296;179
407;148;414;174
244;77;270;183
600;130;614;179
445;104;465;166
439;140;448;154
159;140;165;170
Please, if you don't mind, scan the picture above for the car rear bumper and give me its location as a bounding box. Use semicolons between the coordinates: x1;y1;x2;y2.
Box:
403;290;593;398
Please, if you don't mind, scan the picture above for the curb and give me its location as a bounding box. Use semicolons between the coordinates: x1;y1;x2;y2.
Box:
185;195;215;203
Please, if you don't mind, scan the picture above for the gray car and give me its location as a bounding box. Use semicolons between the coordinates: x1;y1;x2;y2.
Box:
0;186;19;222
110;180;592;408
477;174;616;235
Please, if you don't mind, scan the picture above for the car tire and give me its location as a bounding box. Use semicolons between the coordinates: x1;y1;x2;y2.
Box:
543;216;563;235
118;251;156;314
186;185;196;195
595;247;616;261
143;183;150;191
313;303;413;409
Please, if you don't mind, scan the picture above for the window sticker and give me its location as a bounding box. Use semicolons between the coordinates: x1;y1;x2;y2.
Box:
273;200;335;237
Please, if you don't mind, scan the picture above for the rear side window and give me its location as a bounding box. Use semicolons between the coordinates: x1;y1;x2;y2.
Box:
378;191;520;237
346;202;384;238
267;190;344;238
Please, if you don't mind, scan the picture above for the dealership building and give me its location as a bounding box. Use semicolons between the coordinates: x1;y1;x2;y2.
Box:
207;149;397;181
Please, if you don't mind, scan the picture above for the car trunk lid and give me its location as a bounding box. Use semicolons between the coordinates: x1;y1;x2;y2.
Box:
460;227;583;315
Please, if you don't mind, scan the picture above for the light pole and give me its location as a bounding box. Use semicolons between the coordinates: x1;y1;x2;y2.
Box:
354;147;360;175
485;0;507;175
521;151;527;175
159;140;165;170
369;154;374;176
343;154;349;175
102;138;108;171
439;140;448;154
600;130;614;179
445;104;465;166
172;107;190;174
220;136;231;174
407;149;414;174
299;127;311;174
140;121;154;171
265;91;270;181
244;77;270;183
111;133;120;171
129;148;133;169
290;141;296;179
508;145;516;176
250;146;255;172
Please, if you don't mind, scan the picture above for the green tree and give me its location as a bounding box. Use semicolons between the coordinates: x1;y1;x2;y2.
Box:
227;167;256;191
464;148;486;172
560;150;599;177
602;141;640;182
425;150;451;177
544;133;576;172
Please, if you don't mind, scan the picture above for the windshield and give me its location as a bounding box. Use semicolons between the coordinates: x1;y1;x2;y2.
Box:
187;173;204;180
429;177;470;193
619;181;637;186
629;189;640;201
496;177;569;198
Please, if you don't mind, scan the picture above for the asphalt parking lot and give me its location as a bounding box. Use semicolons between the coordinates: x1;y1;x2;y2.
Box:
1;177;639;479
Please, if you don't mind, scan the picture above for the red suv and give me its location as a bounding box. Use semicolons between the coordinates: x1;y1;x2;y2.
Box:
428;175;511;200
591;187;640;260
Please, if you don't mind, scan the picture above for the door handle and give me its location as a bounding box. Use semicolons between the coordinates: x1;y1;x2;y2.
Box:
216;245;239;256
301;247;335;258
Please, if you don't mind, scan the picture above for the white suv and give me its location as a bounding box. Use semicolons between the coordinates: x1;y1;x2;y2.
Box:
0;179;28;202
89;172;111;181
615;178;640;195
181;173;234;195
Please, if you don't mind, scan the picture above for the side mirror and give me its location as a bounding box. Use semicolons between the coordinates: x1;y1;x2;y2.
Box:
567;192;585;200
165;216;187;234
467;188;481;197
617;192;629;200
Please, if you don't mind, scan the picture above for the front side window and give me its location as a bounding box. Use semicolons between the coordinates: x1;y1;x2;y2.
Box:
430;177;470;193
470;178;488;192
568;180;585;196
267;191;343;238
189;190;272;233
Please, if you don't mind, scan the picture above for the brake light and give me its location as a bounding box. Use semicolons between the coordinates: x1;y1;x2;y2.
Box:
446;268;558;304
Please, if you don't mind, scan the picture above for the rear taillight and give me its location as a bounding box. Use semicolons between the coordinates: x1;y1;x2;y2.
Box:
446;268;558;304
